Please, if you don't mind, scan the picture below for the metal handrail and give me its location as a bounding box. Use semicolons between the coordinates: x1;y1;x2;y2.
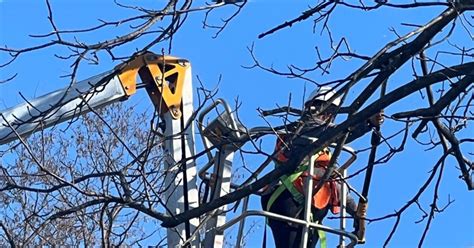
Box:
216;210;359;247
340;167;348;247
197;98;238;163
196;98;241;184
301;153;317;248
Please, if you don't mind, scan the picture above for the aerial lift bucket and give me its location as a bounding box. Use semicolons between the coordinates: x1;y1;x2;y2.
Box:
216;136;362;248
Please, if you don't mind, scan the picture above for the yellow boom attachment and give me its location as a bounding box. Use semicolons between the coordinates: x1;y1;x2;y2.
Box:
117;52;190;119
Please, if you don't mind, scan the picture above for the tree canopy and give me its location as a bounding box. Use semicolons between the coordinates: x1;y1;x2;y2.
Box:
0;0;472;247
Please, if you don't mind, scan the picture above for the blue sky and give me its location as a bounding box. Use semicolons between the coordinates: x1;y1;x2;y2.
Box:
1;0;473;247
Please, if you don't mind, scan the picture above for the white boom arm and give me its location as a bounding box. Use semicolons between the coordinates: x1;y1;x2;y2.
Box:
0;71;126;145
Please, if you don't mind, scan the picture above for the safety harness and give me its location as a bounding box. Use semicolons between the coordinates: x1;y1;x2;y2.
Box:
269;138;340;213
264;137;342;248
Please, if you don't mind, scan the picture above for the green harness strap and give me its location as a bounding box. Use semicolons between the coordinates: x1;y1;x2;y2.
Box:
273;147;331;207
266;186;327;248
266;167;306;211
266;147;331;248
266;167;327;248
318;227;327;248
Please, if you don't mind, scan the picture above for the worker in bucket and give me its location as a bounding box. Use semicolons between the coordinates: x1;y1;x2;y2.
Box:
261;86;384;248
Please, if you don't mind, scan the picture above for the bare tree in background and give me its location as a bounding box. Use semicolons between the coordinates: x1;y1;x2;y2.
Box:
1;104;166;246
0;0;472;247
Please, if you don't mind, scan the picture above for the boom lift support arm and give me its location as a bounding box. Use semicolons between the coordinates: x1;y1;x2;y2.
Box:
0;52;201;247
0;52;187;144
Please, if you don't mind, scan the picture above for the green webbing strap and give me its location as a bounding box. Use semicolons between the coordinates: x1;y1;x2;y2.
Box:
318;226;327;248
281;169;306;203
266;182;327;248
311;215;326;248
267;149;330;248
274;147;331;206
269;161;308;209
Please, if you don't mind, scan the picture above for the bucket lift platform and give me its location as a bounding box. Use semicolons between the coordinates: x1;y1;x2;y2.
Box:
196;100;364;248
